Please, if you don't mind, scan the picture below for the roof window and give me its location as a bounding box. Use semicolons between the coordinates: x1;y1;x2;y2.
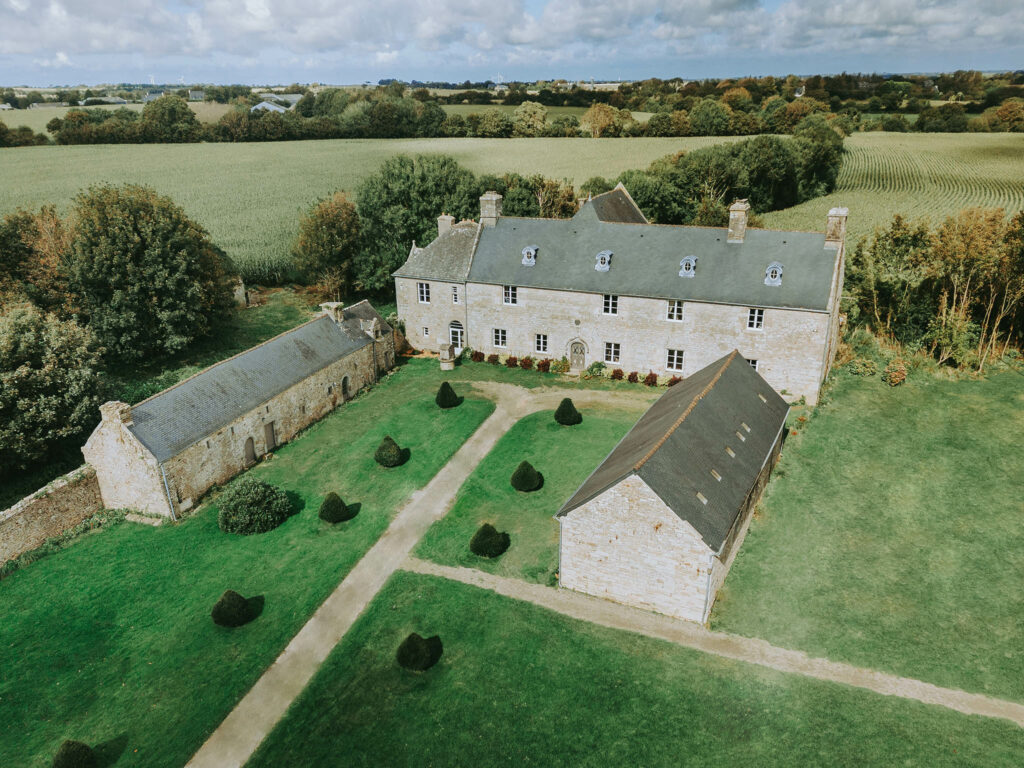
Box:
765;262;784;287
679;256;697;278
595;250;613;272
522;245;539;267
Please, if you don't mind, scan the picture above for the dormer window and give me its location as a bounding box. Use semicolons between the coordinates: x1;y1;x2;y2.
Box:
595;250;612;272
765;262;783;287
679;256;697;278
522;245;539;267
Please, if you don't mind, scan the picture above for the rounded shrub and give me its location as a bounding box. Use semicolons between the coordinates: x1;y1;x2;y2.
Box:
610;368;624;380
644;372;659;386
510;460;542;492
435;381;460;409
217;477;292;535
375;435;408;467
505;355;519;368
882;359;908;387
486;354;500;365
627;371;640;383
211;589;259;627
470;523;510;558
52;740;97;768
396;632;443;671
554;397;582;426
667;375;683;387
848;358;878;376
536;358;551;373
470;350;484;362
319;492;354;523
519;356;534;370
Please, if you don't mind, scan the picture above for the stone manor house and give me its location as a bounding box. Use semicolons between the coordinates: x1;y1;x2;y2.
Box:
557;351;789;624
83;301;395;519
394;185;848;404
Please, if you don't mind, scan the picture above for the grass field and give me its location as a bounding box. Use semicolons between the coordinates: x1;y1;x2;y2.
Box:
0;102;230;135
441;103;654;123
0;359;494;768
415;407;647;584
711;369;1024;703
2;133;1023;282
248;570;1024;767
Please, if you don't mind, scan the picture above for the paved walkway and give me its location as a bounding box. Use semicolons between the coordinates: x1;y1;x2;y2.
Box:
187;383;652;767
403;559;1024;729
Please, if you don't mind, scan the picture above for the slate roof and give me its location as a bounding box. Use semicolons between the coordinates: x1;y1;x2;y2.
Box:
580;183;649;224
128;302;388;462
557;351;789;552
392;220;479;282
466;213;836;312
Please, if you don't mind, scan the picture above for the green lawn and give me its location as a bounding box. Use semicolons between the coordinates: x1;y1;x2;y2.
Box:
249;570;1024;767
712;369;1024;703
0;360;494;768
415;407;645;584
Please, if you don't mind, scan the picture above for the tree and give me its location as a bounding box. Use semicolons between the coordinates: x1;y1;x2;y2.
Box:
688;99;731;136
581;103;622;138
513;101;547;137
319;491;355;522
615;170;682;224
67;184;236;362
0;304;103;475
470;523;510;558
292;191;360;288
139;94;201;142
791;114;844;198
0;206;76;313
396;633;443;671
217;478;293;534
738;135;801;211
554;397;582;425
538;178;578;218
210;589;261;627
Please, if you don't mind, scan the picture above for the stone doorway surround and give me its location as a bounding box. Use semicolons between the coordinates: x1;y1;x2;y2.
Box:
568;339;587;372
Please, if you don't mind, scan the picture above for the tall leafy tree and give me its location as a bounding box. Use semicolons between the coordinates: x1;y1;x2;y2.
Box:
139;94;201;142
67;184;236;363
292;191;361;291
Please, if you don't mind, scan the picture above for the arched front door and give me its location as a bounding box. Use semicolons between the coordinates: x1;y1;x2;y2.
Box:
243;437;256;465
449;321;465;353
341;376;351;400
570;341;586;370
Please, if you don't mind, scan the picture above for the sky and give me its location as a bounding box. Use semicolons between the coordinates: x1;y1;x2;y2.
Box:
1;0;1022;86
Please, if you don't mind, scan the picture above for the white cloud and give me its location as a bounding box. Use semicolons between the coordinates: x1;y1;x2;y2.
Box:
34;49;71;67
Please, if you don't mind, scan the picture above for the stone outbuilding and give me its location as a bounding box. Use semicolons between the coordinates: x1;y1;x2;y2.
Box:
556;350;789;624
83;301;394;520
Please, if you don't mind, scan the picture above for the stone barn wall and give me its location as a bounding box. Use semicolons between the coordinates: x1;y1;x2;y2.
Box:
0;466;103;564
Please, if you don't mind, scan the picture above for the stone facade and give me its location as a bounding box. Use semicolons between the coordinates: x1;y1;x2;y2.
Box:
395;276;468;352
83;304;395;519
0;466;102;563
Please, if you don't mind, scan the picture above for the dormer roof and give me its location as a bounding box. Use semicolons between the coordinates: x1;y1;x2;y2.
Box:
392;220;479;282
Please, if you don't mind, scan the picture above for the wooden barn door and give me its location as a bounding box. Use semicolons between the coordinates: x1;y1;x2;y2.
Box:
264;422;276;452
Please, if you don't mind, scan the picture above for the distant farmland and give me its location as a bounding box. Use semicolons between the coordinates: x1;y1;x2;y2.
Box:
1;133;1022;282
0;101;230;135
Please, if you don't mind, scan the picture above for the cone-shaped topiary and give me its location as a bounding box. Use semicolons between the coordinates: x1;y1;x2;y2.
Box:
510;460;541;492
375;435;407;467
396;632;444;671
319;492;355;523
470;523;510;558
52;740;97;768
211;589;258;627
217;477;292;535
554;397;582;426
435;381;460;409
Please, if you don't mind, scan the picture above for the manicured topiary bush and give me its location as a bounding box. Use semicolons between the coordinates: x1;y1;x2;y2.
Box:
375;435;408;467
52;740;97;768
319;492;355;523
217;477;292;535
435;381;461;409
510;460;542;492
536;358;551;373
470;350;484;362
554;397;582;426
610;368;624;380
519;356;534;370
211;589;262;627
396;632;443;671
882;359;908;386
505;355;518;368
470;523;510;558
486;354;500;365
644;372;659;386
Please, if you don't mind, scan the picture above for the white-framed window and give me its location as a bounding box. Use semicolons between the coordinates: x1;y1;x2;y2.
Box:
493;328;507;347
764;262;783;287
417;282;430;303
535;334;548;353
667;349;684;371
423;327;429;337
667;300;683;321
748;359;759;371
503;285;518;305
603;294;618;315
604;342;620;363
747;308;764;330
452;285;460;304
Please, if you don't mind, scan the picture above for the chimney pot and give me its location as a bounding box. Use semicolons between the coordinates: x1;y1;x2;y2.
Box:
319;302;345;323
727;199;750;243
437;213;455;238
480;191;502;227
825;207;849;249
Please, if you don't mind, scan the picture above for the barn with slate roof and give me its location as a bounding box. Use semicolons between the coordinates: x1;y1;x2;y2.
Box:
83;301;395;519
556;351;789;624
394;183;848;404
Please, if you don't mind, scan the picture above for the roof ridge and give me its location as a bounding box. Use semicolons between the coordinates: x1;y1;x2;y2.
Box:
131;310;323;410
632;349;739;472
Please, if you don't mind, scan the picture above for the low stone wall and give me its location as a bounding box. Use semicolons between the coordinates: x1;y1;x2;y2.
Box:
0;465;103;564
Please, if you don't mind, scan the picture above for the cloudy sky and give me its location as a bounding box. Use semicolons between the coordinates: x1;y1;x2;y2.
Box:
1;0;1021;86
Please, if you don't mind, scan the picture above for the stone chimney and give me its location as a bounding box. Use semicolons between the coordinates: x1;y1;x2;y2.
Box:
480;191;503;227
437;213;455;238
320;302;345;323
100;401;133;427
825;207;849;249
727;199;750;243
